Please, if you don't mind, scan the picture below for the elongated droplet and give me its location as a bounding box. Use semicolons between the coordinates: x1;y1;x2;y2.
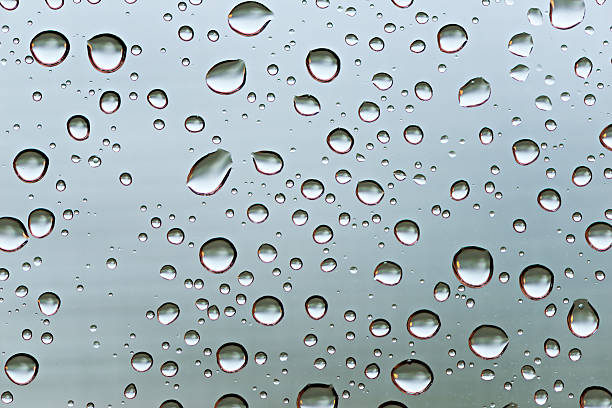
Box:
13;149;49;182
252;151;283;175
28;208;54;238
294;95;320;116
124;383;137;399
199;237;237;273
567;299;599;338
297;384;338;408
452;246;493;288
87;34;126;73
186;149;232;195
206;59;246;94
469;325;509;359
519;265;554;300
574;57;592;78
585;222;612;252
580;387;612;408
30;30;70;67
217;343;247;373
306;48;340;82
4;354;38;385
550;0;585;30
228;1;273;36
459;77;491;107
67;115;90;141
437;24;468;53
0;217;28;252
391;359;433;395
38;292;61;316
157;302;180;325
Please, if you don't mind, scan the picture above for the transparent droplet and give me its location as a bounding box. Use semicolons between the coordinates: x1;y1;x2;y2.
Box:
599;124;612;151
294;95;321;116
30;30;69;67
358;102;380;122
301;179;324;200
407;310;440;339
160;361;178;377
372;73;393;90
147;89;168;109
37;292;60;316
433;282;450;302
0;217;28;252
252;296;284;326
469;325;509;359
585;222;611;251
510;64;530;81
512;139;539;165
297;384;338;408
391;0;413;7
87;34;127;73
574;57;592;78
124;383;137;399
414;82;433;101
458;77;491;107
306;48;340;82
394;220;419;246
374;261;402;286
450;180;470;201
217;342;247;373
567;299;599;338
99;90;120;114
199;237;237;273
206;59;246;94
157;302;180;325
215;394;248;408
252;151;283;175
160;401;183;408
356;180;384;205
327;128;354;154
228;1;273;36
4;354;38;385
537;189;561;212
27;208;54;238
437;24;468;53
508;32;533;57
527;8;543;25
184;115;205;133
131;352;153;372
572;166;592;186
519;265;554;300
580;386;612;408
391;360;433;395
403;125;423;145
247;204;268;223
305;296;327;320
67;115;90;141
535;95;552;111
550;0;585;30
544;338;560;358
178;25;194;41
186;149;232;195
452;246;493;288
13;149;49;182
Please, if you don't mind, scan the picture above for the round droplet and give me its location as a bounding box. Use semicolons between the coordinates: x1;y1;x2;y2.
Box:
550;0;585;30
535;95;552;111
301;179;324;200
124;383;137;399
508;32;533;57
160;361;178;377
306;48;340;82
252;151;283;175
568;299;599;338
374;261;402;286
572;166;592;186
580;386;612;408
414;82;433;101
459;77;491;107
0;0;18;10
391;0;413;7
4;354;38;385
452;246;493;288
187;149;233;195
519;265;553;300
37;292;60;316
148;89;168;109
585;222;612;252
305;296;327;320
13;149;49;183
67;115;90;141
537;189;561;212
394;220;419;246
99;91;120;114
28;208;54;238
379;402;407;408
157;302;180;325
434;282;450;302
327;128;354;154
599;125;612;151
297;384;338;408
469;325;509;359
372;73;393;90
450;180;470;201
407;310;440;339
247;204;268;223
178;25;194;41
403;125;423;144
294;95;320;116
512;139;539;165
185;115;205;133
0;217;28;252
206;59;246;95
87;34;126;73
160;401;183;408
252;296;283;326
30;30;70;67
370;319;391;337
391;359;433;395
228;1;273;36
199;238;237;273
544;338;560;358
215;394;248;408
358;101;380;122
217;343;247;373
356;180;384;205
437;24;468;53
45;0;63;9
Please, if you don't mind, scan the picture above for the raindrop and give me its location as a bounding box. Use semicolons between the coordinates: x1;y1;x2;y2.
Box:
87;34;127;73
580;387;612;408
356;180;384;205
131;352;153;372
407;310;440;339
458;77;491;107
537;189;561;212
437;24;468;53
199;237;237;273
306;48;340;82
572;166;592;186
4;354;38;385
372;73;393;90
37;292;60;316
294;95;321;116
450;180;470;201
403;125;423;145
394;220;419;246
305;296;327;320
0;0;18;10
13;149;49;183
508;32;533;57
414;82;433;101
512;139;539;165
544;338;560;358
147;89;168;109
585;222;611;251
0;217;28;252
206;59;246;94
228;1;273;36
434;282;450;302
186;149;232;195
374;261;402;286
469;325;509;359
535;95;552;111
549;0;585;30
598;124;611;151
99;91;120;114
252;151;283;175
391;360;433;395
30;31;69;67
301;179;324;200
252;296;284;326
519;265;554;300
574;57;592;79
327;128;354;154
124;383;137;399
28;208;54;238
568;299;599;338
217;343;247;373
358;102;380;122
247;204;268;223
157;302;180;325
297;384;338;408
215;394;248;408
510;64;530;81
452;246;493;288
370;319;391;337
67;115;90;141
185;115;205;133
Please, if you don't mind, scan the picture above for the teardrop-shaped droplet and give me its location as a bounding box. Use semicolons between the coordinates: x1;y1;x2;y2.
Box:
512;139;539;165
99;90;120;114
228;1;273;36
252;151;283;175
374;261;402;286
30;30;70;67
433;282;450;302
28;208;54;238
459;77;491;107
567;299;599;338
585;222;611;252
67;115;90;141
452;246;493;288
544;338;560;358
37;292;61;316
391;359;433;395
508;32;533;57
4;354;38;385
306;48;340;82
305;296;327;320
206;59;246;94
537;189;561;212
157;302;180;325
574;57;592;78
519;265;554;300
407;310;440;339
297;384;338;408
215;394;248;408
186;149;232;195
13;149;49;183
87;34;126;73
294;95;321;116
599;124;612;151
199;237;237;273
580;386;612;408
469;325;509;359
550;0;585;30
437;24;468;53
252;296;284;326
0;217;28;252
217;342;247;373
131;352;153;372
394;220;419;246
356;180;384;205
450;180;470;200
327;128;354;154
124;383;137;399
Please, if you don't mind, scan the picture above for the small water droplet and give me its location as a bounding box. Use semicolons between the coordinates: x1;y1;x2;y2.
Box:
437;24;468;53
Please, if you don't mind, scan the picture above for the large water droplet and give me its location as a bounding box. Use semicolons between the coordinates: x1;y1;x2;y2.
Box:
537;189;561;212
38;292;60;316
0;217;28;252
252;296;284;326
217;343;247;373
160;400;183;408
599;124;612;151
28;208;54;238
297;384;338;408
228;1;273;36
394;220;419;246
356;180;384;205
200;238;237;273
458;77;491;107
0;0;18;10
13;149;49;183
252;151;283;175
512;139;539;165
215;394;248;408
327;128;354;154
30;30;69;67
186;149;232;195
99;90;120;114
572;166;592;186
87;34;126;73
580;386;612;408
567;299;599;338
452;246;493;288
508;32;533;57
306;48;340;82
550;0;585;29
391;359;433;395
574;57;592;78
247;203;268;223
148;89;168;109
403;125;423;145
131;352;153;372
294;95;321;116
407;310;440;339
157;302;180;325
67;115;90;141
4;354;38;385
437;24;468;53
206;59;246;94
372;72;393;90
305;296;327;320
585;222;611;252
301;179;324;200
379;402;407;408
469;325;509;359
519;265;554;300
358;101;380;122
450;180;470;200
374;261;402;286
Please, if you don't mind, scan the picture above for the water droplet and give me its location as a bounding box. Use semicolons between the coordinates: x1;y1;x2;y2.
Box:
394;220;419;246
13;149;49;183
37;292;60;316
252;151;283;175
370;319;391;337
599;124;612;151
519;265;554;300
535;95;552;111
469;325;509;359
508;32;533;57
305;296;327;319
0;217;28;252
574;57;592;78
527;8;543;25
572;166;592;186
217;342;247;373
414;82;433;101
510;64;530;81
585;222;611;251
87;34;127;73
544;338;560;358
580;386;612;408
550;0;585;30
185;115;205;133
306;48;340;82
452;246;493;288
124;383;137;399
458;77;491;107
294;95;321;116
178;25;194;41
391;359;433;395
356;180;384;205
407;310;440;339
301;179;324;200
199;237;237;273
157;302;180;325
358;101;380;122
297;384;338;408
67;115;90;141
252;296;284;326
374;261;402;286
30;30;69;67
131;352;153;372
186;149;232;195
391;0;413;7
28;208;54;238
403;125;423;145
372;73;393;90
433;282;450;302
327;128;354;154
215;394;248;408
206;59;246;95
450;180;470;200
437;24;468;53
160;400;183;408
567;299;599;337
0;0;18;10
99;90;120;114
147;89;168;109
247;204;268;223
160;361;178;377
379;402;407;408
228;1;273;36
4;354;38;385
537;189;561;212
512;139;539;165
